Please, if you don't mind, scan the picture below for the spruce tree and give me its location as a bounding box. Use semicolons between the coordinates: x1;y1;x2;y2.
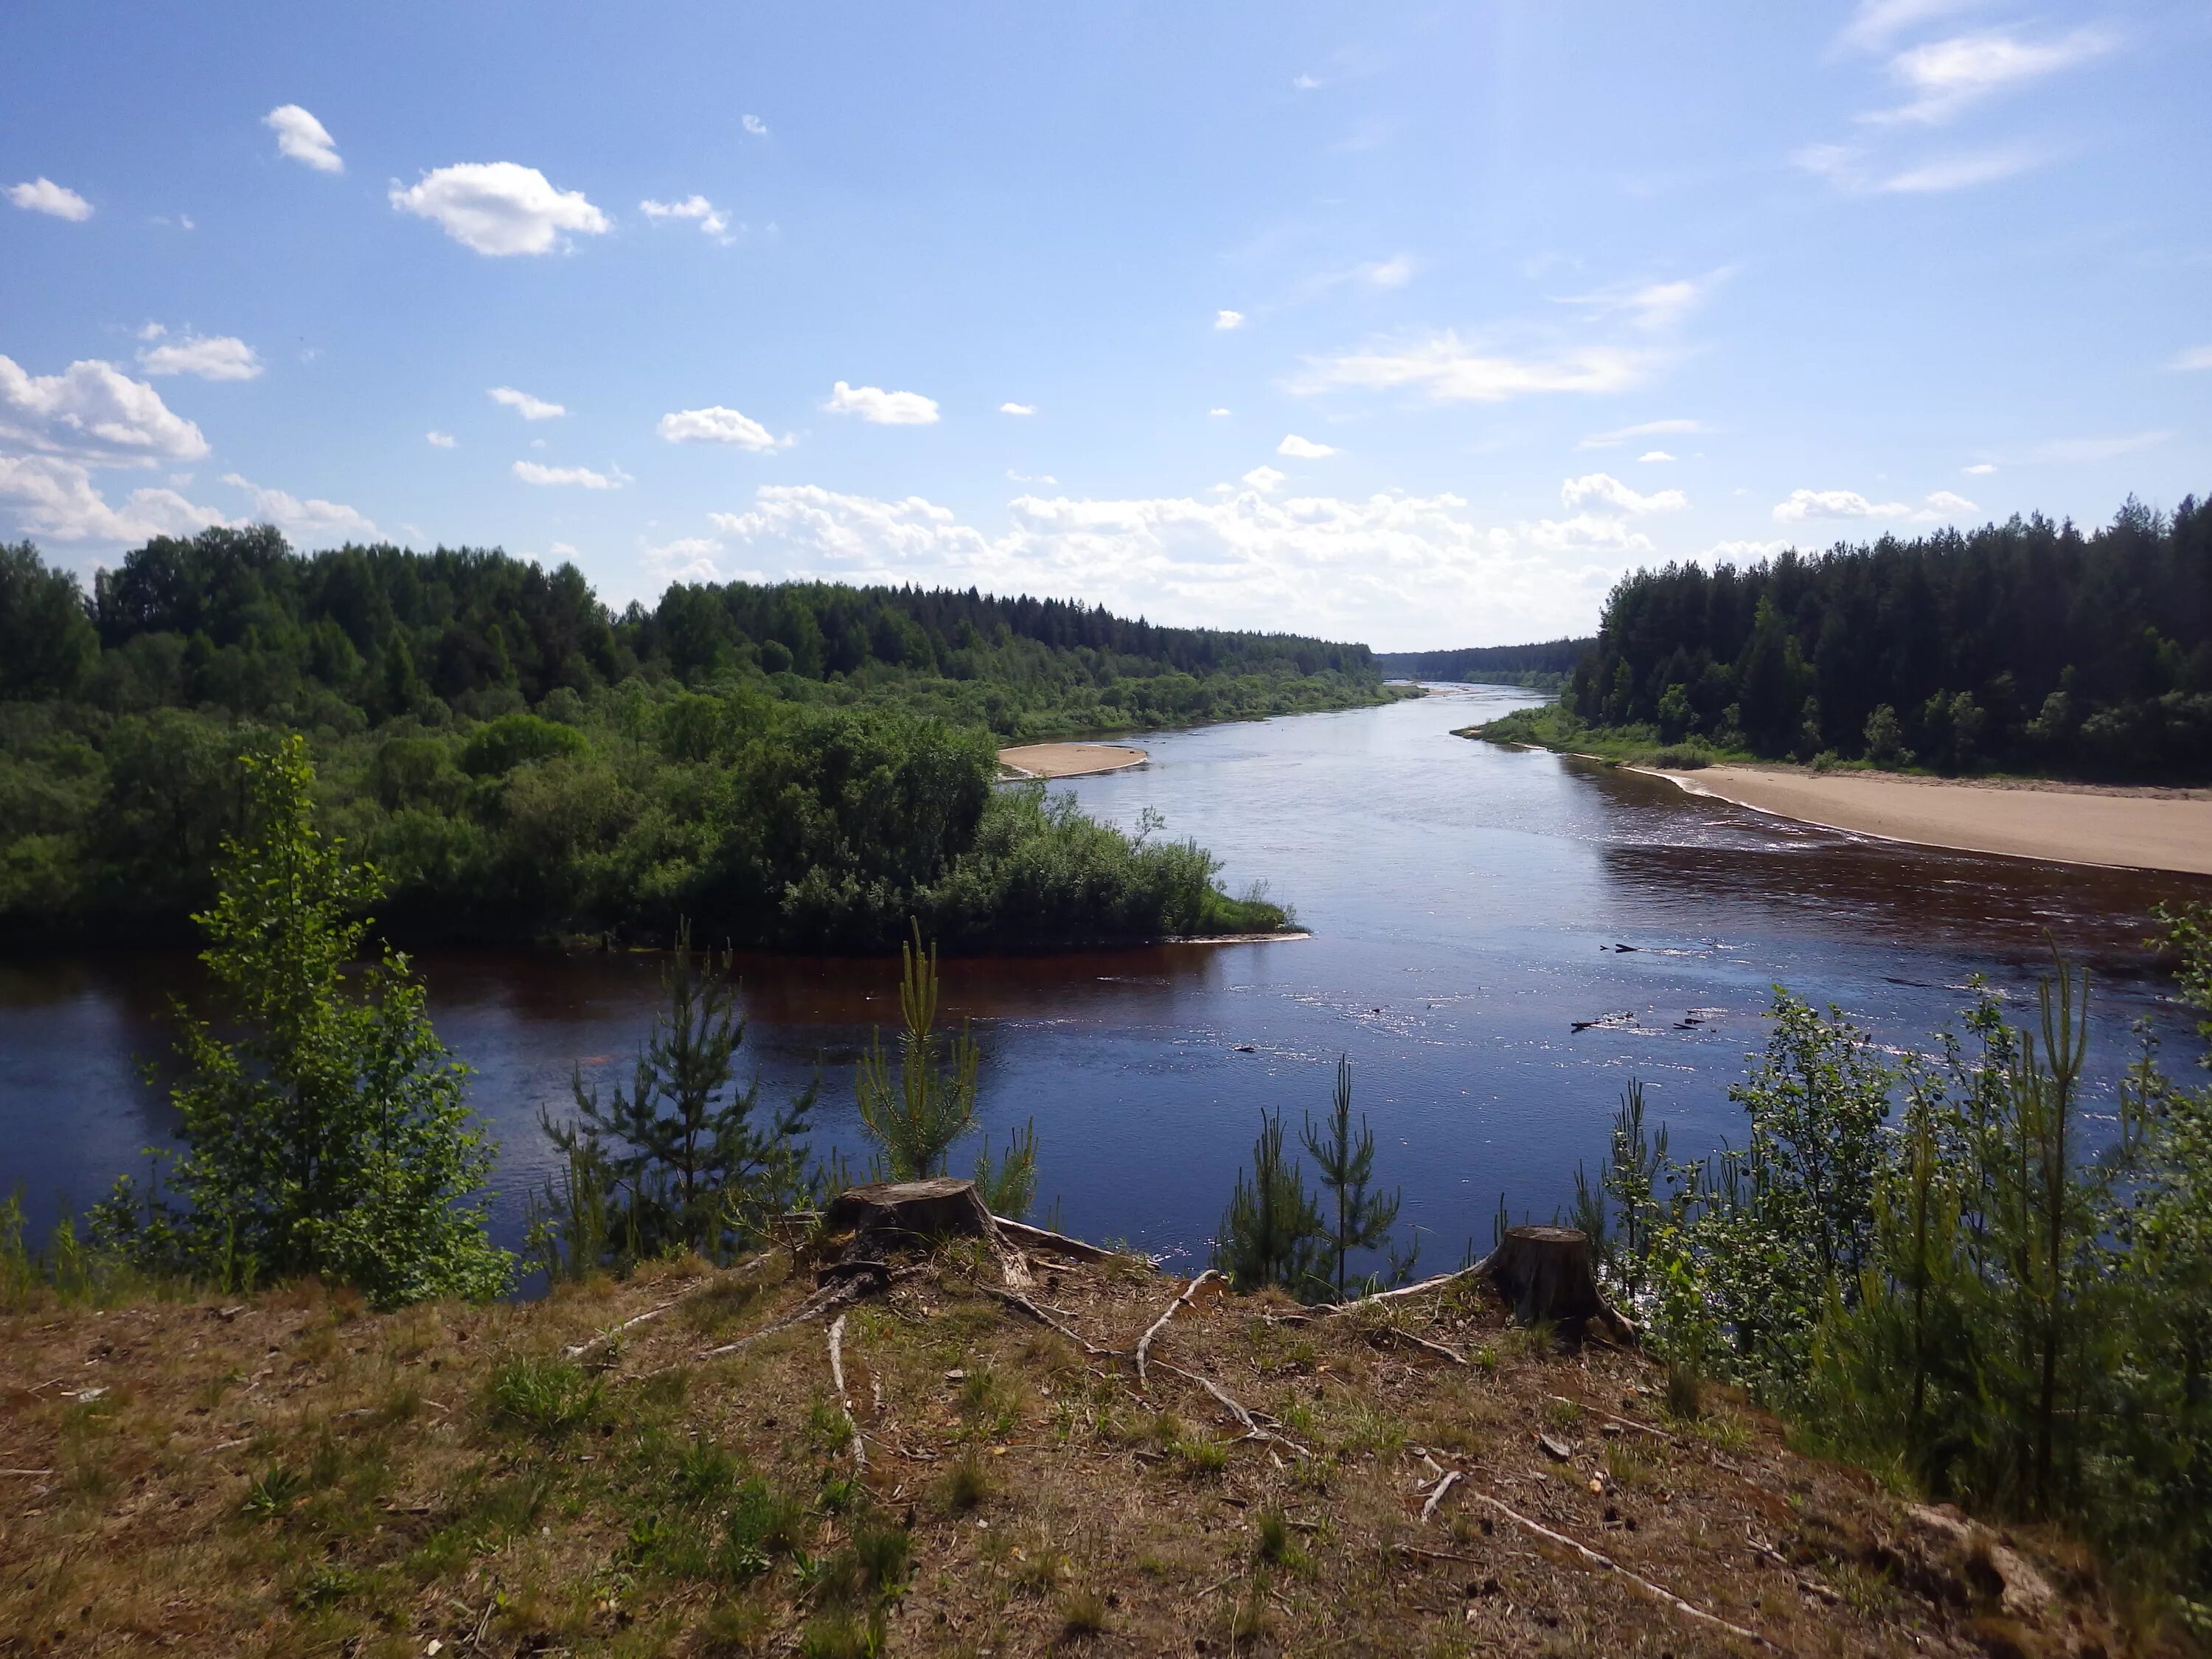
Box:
1301;1056;1402;1301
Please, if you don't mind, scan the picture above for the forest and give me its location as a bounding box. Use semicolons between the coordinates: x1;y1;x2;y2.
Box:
1555;497;2212;778
1373;636;1594;689
0;528;1396;949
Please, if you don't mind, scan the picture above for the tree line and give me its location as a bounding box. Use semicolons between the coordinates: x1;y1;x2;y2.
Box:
1561;497;2211;778
0;528;1396;949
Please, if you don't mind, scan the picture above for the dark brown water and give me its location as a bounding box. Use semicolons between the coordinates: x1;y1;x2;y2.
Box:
4;686;2205;1275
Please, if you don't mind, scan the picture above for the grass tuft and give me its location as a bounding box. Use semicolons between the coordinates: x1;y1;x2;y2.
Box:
487;1355;602;1436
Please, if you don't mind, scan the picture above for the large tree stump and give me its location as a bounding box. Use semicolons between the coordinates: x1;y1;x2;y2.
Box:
818;1178;1032;1285
1479;1225;1636;1342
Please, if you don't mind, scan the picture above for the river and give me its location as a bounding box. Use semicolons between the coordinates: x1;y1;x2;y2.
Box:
4;685;2206;1275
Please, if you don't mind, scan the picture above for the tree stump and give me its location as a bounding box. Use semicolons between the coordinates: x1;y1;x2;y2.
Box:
1480;1225;1636;1342
818;1178;1026;1283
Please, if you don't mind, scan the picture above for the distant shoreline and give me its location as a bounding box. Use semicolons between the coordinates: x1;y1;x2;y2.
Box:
998;742;1150;779
1632;762;2212;877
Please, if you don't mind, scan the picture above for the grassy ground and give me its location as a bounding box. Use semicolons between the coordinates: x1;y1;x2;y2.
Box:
0;1237;2152;1658
1457;703;1745;771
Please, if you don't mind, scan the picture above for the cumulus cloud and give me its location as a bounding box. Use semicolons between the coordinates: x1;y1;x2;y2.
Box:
639;194;730;240
513;460;625;489
1638;451;1676;463
1871;29;2115;125
644;535;727;582
263;105;342;173
1562;473;1687;514
825;381;939;425
2166;347;2212;372
427;431;456;448
1214;310;1246;330
390;163;609;256
219;472;375;540
0;355;209;464
1000;402;1035;416
7;178;92;220
0;453;226;540
657;405;785;451
698;483;1656;646
1703;538;1792;563
1579;417;1703;449
489;386;565;420
138;333;262;381
1773;487;1975;522
1299;333;1649;403
1276;434;1338;459
1242;465;1287;493
742;114;769;136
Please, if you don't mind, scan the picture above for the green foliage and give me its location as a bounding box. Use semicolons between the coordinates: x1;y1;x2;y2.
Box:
1214;1107;1327;1299
1300;1056;1410;1301
543;919;814;1263
487;1355;602;1436
855;926;979;1180
94;735;510;1306
1566;497;2212;778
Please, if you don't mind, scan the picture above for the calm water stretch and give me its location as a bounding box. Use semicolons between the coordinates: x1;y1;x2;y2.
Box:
4;685;2207;1276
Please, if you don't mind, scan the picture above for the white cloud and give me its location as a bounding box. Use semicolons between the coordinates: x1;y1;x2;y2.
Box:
1293;73;1321;90
2166;346;2212;372
1355;254;1413;291
999;402;1035;416
1561;473;1688;514
1557;274;1717;331
1006;470;1057;485
1209;407;1231;417
1214;310;1246;330
742;114;769;136
427;431;456;448
2032;431;2170;464
639;194;730;240
490;386;566;421
1873;29;2115;125
824;381;939;425
1703;538;1790;563
0;453;226;541
513;460;625;489
1638;450;1676;463
7;178;92;220
0;355;209;463
701;483;1655;646
644;535;726;582
1773;487;1975;523
1835;0;1989;54
263;105;343;173
1277;434;1338;459
549;541;577;557
137;333;262;381
1963;462;1996;475
1795;139;2040;194
220;472;375;540
657;405;785;451
390;162;609;256
1302;333;1650;403
1242;466;1287;493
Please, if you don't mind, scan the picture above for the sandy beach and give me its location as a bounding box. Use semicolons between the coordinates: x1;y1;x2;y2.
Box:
998;741;1150;779
1640;763;2212;876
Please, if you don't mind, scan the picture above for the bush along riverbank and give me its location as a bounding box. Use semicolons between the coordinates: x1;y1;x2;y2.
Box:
0;529;1383;950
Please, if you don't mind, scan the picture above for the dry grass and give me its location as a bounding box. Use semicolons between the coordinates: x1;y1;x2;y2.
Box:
0;1247;2150;1657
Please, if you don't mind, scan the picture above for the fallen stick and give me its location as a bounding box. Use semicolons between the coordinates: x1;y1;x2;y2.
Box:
1155;1360;1313;1459
1325;1265;1484;1311
977;1284;1123;1358
827;1313;866;1473
1547;1394;1678;1445
563;1298;680;1359
990;1214;1118;1264
1136;1268;1220;1388
1420;1470;1464;1524
692;1276;870;1363
1467;1489;1776;1651
1371;1326;1470;1366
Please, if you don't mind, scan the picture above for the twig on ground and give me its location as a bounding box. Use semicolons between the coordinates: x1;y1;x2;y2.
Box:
562;1298;679;1359
1547;1393;1677;1444
989;1214;1118;1263
827;1312;865;1473
1421;1470;1464;1524
1155;1360;1313;1458
1467;1489;1778;1651
1136;1268;1220;1388
976;1283;1123;1358
1371;1326;1470;1366
1325;1265;1485;1311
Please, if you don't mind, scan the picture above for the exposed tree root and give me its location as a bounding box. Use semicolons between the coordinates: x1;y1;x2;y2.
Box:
1136;1268;1220;1388
1420;1470;1463;1524
1547;1392;1678;1444
563;1298;681;1360
827;1312;865;1472
1155;1360;1313;1459
990;1214;1119;1264
1367;1325;1470;1366
976;1283;1124;1359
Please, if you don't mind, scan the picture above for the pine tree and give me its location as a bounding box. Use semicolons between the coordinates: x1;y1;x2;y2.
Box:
1301;1056;1402;1301
546;919;813;1261
1215;1108;1326;1299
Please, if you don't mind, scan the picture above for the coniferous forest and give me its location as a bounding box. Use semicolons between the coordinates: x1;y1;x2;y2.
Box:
1558;498;2212;778
0;528;1397;949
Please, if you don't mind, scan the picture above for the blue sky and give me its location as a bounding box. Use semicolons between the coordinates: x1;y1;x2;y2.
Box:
3;2;2207;648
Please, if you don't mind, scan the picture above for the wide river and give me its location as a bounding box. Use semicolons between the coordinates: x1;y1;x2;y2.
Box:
4;686;2207;1277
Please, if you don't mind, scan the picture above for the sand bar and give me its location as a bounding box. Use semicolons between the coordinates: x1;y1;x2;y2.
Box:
998;741;1149;779
1640;763;2212;876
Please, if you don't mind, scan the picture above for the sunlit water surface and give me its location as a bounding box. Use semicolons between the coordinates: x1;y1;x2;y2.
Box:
5;686;2205;1275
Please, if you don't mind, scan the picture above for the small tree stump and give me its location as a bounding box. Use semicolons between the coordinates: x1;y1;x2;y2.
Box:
819;1178;1033;1285
1481;1225;1636;1342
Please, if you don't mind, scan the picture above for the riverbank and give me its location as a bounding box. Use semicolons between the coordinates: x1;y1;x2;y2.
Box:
1639;762;2212;876
998;741;1148;779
